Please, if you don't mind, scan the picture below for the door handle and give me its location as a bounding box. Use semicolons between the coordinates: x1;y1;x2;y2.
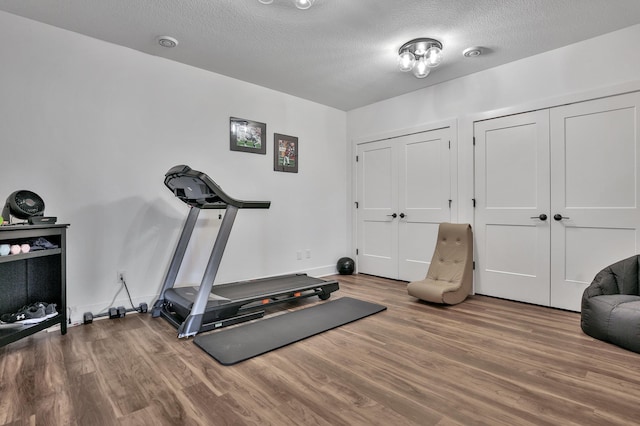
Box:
399;213;406;218
553;214;570;221
530;214;547;221
387;213;397;218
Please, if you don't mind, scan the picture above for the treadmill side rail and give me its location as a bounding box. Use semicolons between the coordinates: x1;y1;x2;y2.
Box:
161;276;340;335
320;281;340;298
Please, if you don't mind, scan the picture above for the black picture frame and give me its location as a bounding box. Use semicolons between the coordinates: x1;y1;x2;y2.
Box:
274;133;298;173
230;117;267;154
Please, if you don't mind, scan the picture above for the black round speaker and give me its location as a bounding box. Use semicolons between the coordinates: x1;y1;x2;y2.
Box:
336;257;355;275
3;190;45;220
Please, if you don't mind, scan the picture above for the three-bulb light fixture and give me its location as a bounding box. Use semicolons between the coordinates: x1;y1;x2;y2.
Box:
258;0;315;10
398;38;443;79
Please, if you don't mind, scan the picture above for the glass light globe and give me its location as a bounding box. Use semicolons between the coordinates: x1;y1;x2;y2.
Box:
425;46;443;67
412;57;430;78
258;0;274;4
294;0;314;9
398;51;416;72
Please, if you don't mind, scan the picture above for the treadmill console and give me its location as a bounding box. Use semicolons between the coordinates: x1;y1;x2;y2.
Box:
164;165;270;210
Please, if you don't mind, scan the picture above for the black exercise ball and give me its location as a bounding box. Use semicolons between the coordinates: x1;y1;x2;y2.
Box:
336;257;354;275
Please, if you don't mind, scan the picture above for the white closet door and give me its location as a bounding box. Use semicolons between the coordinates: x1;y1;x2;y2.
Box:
474;110;551;305
398;129;451;281
356;127;452;281
550;92;640;311
356;140;399;278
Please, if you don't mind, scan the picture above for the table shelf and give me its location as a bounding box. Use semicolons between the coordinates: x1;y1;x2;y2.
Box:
0;224;69;348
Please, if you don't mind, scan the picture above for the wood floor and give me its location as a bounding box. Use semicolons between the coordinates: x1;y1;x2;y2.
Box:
2;274;640;425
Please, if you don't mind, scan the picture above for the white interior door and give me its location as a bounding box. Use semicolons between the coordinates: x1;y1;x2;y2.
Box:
398;129;452;281
550;92;640;311
474;110;552;305
356;127;452;281
356;140;398;278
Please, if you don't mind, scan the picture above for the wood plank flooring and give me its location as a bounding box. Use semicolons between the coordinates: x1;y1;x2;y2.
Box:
2;274;640;425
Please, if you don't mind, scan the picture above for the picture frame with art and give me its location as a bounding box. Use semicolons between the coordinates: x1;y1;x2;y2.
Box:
273;133;298;173
229;117;267;154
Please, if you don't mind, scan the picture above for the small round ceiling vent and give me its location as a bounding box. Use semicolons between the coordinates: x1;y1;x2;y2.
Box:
158;36;179;48
462;47;483;58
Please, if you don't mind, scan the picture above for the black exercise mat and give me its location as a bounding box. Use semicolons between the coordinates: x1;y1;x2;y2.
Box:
193;297;386;365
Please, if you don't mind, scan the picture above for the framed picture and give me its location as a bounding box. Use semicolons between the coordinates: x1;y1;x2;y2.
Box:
230;117;267;154
274;133;298;173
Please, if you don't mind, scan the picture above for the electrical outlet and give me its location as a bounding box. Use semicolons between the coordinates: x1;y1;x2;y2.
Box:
296;251;302;260
305;249;311;259
117;270;126;284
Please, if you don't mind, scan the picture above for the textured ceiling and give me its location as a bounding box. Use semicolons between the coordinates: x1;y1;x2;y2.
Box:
1;0;640;111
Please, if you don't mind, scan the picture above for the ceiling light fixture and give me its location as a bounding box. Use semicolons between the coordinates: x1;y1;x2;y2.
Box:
258;0;315;10
398;38;443;79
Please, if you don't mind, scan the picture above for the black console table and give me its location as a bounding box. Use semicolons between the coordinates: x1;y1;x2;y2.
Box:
0;224;68;347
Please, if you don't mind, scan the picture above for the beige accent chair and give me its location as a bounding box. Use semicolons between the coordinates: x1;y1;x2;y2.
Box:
407;223;473;305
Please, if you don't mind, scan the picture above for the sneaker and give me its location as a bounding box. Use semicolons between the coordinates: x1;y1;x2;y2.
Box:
29;301;58;318
43;302;57;316
27;237;59;251
1;303;46;324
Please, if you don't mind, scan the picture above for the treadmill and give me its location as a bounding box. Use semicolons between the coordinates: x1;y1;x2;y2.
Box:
152;165;339;338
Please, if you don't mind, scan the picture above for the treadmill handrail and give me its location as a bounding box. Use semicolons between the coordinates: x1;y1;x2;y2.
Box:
164;165;271;209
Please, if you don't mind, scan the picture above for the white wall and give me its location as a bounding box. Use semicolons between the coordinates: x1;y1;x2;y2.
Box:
0;11;348;323
347;24;640;231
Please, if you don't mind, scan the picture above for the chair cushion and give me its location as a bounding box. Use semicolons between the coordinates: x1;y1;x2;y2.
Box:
408;278;461;304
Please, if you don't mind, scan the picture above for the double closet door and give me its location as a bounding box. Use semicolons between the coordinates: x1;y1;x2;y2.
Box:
474;92;640;311
356;128;452;282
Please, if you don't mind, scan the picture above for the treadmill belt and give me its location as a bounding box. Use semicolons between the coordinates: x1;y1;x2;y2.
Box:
211;274;327;300
193;297;386;365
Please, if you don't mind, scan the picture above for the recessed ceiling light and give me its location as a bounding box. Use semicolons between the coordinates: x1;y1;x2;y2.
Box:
158;36;179;48
462;47;483;58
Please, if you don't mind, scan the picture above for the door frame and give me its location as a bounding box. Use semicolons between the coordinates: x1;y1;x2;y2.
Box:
351;118;458;274
463;82;640;301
